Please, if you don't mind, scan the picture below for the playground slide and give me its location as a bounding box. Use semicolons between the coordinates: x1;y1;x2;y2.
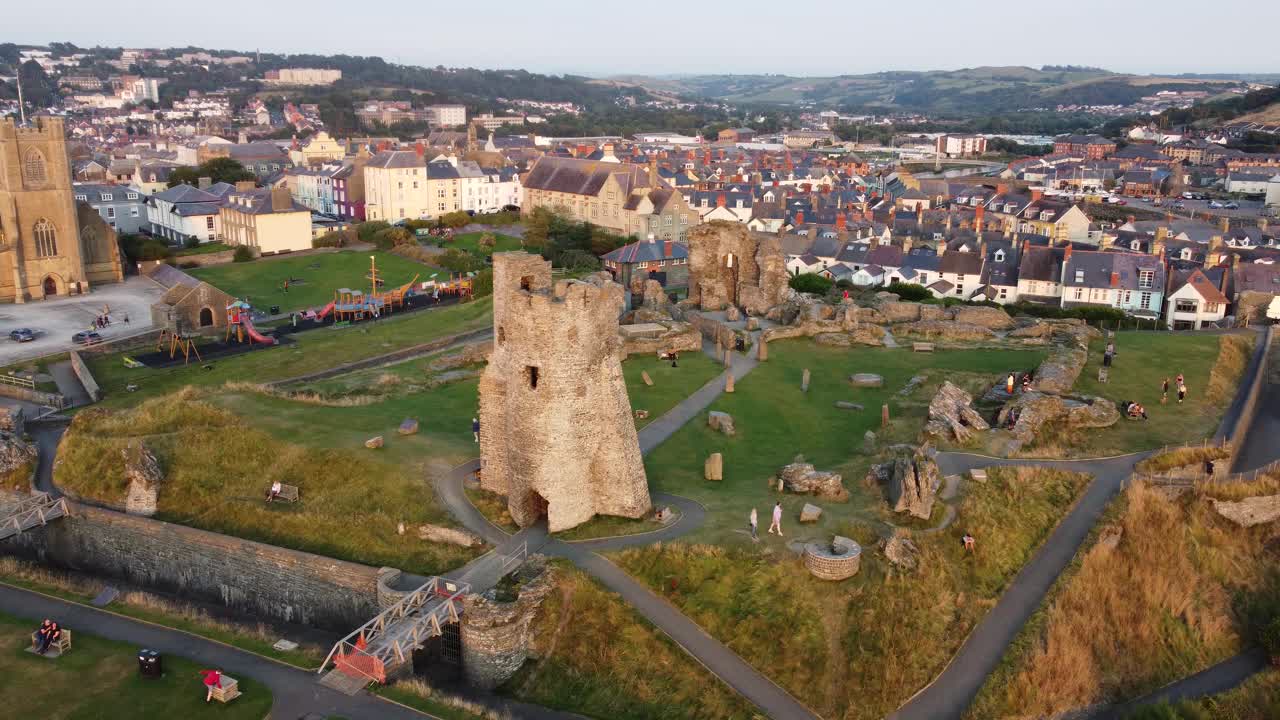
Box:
239;316;277;345
317;301;335;320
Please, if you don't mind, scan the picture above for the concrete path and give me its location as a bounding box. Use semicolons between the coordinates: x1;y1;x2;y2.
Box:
1232;371;1280;473
888;452;1148;720
47;361;90;408
1089;649;1269;719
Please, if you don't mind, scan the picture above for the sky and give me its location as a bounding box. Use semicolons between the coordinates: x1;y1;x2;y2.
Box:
5;0;1280;77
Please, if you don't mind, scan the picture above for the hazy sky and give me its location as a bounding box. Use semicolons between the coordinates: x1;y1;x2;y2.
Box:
5;0;1280;77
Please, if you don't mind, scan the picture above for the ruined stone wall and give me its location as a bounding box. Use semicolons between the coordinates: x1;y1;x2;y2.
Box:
460;559;555;690
7;502;381;629
686;222;788;315
478;252;651;532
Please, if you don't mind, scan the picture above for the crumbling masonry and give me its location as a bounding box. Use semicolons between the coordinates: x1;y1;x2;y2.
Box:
686;221;789;315
478;252;651;532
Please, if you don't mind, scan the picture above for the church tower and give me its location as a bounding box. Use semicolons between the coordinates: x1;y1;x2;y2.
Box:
0;117;122;302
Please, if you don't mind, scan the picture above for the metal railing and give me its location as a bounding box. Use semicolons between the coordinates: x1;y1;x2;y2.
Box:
500;540;529;574
319;576;471;682
0;493;68;540
0;374;35;390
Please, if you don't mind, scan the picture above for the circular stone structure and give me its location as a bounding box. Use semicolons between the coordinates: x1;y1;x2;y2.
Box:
803;536;863;581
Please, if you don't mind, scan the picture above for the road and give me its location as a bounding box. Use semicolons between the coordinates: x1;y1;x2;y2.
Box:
0;276;163;366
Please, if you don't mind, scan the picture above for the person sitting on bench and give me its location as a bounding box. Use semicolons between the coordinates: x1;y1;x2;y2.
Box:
266;481;282;503
33;619;52;651
36;622;61;654
1127;402;1148;420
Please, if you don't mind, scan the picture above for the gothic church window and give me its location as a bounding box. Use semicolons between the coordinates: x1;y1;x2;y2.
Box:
23;148;48;188
33;219;57;257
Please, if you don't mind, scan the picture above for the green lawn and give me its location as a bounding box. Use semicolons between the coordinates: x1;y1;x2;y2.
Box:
641;339;1046;544
0;611;273;720
443;232;522;255
189;250;444;313
1059;331;1252;456
623;352;723;429
88;296;492;410
174;242;232;257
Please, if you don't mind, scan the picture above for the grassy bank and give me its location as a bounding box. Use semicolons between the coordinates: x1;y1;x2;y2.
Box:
614;466;1090;720
505;565;757;720
55;389;481;576
968;474;1280;718
0;610;273;719
1124;669;1280;719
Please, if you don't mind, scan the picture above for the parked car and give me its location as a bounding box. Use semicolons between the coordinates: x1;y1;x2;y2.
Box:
1208;200;1224;209
8;328;34;342
1173;201;1186;210
1224;201;1240;210
71;330;103;345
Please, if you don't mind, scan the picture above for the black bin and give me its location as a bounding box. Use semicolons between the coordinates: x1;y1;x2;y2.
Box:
138;648;162;678
269;305;281;315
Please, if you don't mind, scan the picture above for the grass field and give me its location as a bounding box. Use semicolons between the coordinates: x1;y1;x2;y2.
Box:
505;564;756;720
0;610;273;720
55;388;482;576
444;232;522;255
622;352;723;429
87;296;492;409
189;250;444;313
641;339;1046;544
968;474;1280;718
1052;332;1254;456
615;465;1090;720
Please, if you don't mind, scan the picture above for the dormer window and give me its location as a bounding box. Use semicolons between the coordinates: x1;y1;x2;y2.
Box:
1181;248;1192;260
74;194;88;202
1131;240;1141;250
101;193;113;202
994;250;1005;262
1040;212;1053;221
127;192;138;200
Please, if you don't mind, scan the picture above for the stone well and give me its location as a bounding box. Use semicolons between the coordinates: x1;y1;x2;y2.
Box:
803;536;862;581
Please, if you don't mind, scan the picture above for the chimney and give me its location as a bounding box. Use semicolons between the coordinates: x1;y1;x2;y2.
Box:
1257;217;1268;231
664;240;672;257
945;211;953;232
1064;244;1074;262
235;180;256;191
974;203;986;229
1127;215;1137;226
271;185;292;212
648;157;658;187
1210;234;1224;252
916;205;924;229
716;193;727;208
197;176;212;190
795;210;805;226
901;235;913;254
1219;216;1230;234
995;182;1009;196
1100;233;1114;250
1030;188;1043;202
1110;271;1119;288
836;213;847;231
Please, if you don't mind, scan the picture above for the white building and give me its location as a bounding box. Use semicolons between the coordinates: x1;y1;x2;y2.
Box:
1267;175;1280;208
1165;270;1229;330
263;68;341;86
426;104;467;127
935;134;987;158
147;182;234;244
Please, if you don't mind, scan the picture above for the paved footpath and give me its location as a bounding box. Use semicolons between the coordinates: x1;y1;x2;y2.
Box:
888;452;1148;720
1090;649;1269;719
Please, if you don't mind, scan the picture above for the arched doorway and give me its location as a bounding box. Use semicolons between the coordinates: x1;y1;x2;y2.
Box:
198;307;214;327
42;276;58;298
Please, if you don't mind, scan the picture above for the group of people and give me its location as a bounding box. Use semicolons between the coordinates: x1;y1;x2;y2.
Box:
32;618;62;654
1005;371;1033;395
747;502;785;540
92;312;126;329
1162;374;1188;404
1123;400;1149;420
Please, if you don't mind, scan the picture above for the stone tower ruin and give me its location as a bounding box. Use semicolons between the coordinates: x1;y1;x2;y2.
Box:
686;221;788;315
477;252;651;532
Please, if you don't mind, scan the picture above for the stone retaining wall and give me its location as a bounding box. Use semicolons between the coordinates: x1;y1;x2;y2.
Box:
68;351;100;403
0;384;64;408
7;501;382;629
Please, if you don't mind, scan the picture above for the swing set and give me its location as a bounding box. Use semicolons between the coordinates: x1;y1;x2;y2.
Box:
156;328;203;365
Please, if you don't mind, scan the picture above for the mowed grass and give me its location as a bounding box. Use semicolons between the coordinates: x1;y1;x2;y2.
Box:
1063;332;1253;455
642;339;1046;544
506;564;757;720
54;389;482;576
189;249;443;313
968;474;1280;718
0;610;273;720
444;232;523;255
86;296;492;409
623;352;723;429
614;465;1091;720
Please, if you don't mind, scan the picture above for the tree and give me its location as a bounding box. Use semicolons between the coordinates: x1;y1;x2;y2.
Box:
232;246;254;263
168;158;256;188
789;273;833;295
478;232;496;250
17;60;57;108
438;248;483;273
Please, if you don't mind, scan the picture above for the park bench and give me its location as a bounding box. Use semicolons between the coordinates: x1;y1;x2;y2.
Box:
912;342;935;353
267;483;300;503
28;629;72;658
209;675;241;703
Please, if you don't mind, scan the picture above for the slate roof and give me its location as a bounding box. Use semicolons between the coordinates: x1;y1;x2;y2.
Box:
603;238;689;264
523;156;661;197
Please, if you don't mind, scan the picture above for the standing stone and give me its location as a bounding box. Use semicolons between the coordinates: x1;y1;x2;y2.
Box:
882;404;890;428
122;441;162;517
365;436;384;449
863;430;876;454
723;347;732;367
398;418;419;435
725;372;735;393
799;503;823;523
725;305;742;322
704;453;723;481
641;370;654;386
801;368;811;392
746;317;760;331
758;339;768;361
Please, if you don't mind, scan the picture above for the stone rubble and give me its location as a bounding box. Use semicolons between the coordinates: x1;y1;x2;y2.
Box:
707;411;736;436
923;381;990;443
1212;495;1280;527
778;462;849;501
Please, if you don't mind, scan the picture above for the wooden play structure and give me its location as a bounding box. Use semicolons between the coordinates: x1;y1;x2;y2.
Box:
156;328;203;365
330;256;418;322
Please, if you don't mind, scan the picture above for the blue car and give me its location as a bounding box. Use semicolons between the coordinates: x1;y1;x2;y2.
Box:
71;330;103;345
8;328;34;342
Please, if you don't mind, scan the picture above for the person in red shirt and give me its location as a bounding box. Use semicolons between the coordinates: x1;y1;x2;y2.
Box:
200;669;222;702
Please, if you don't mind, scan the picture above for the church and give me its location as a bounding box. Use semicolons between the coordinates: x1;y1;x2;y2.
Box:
0;116;124;302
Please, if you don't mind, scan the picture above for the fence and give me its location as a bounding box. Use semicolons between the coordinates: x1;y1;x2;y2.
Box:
0;378;65;410
0;374;34;390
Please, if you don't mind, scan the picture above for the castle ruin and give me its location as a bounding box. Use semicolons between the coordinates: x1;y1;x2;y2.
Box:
686;221;789;316
477;252;651;532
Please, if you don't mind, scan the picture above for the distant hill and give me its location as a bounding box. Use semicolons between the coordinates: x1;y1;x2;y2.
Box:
618;66;1254;115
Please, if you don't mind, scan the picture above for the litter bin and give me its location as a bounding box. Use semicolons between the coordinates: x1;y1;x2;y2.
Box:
269;305;281;315
138;648;162;678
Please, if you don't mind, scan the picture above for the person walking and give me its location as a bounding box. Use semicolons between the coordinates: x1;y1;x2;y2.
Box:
748;507;758;541
471;417;480;442
123;313;129;324
1178;381;1187;404
1006;372;1015;395
768;501;783;536
1162;377;1170;404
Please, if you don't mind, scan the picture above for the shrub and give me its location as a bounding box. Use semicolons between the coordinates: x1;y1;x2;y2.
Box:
356;220;391;244
438;248;483;273
557;249;600;272
478;232;496;250
119;233;173;262
789;272;832;295
371;227;414;251
471;210;520;226
313;230;346;248
232;246;254;263
439;211;472;229
1261;616;1280;661
183;235;200;249
178;261;200;269
886;281;931;302
471;268;493;298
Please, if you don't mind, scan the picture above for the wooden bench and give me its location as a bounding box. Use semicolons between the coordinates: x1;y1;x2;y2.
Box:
209;675;241;703
912;342;935;353
267;484;299;503
29;629;71;658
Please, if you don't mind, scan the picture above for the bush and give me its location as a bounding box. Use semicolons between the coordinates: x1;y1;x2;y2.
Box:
789;272;832;295
178;261;200;269
478;232;496;250
356;221;391;244
471;210;520;226
1261;616;1280;660
886;281;931;302
183;235;200;249
232;246;254;263
557;249;600;272
119;233;173;262
1010;301;1127;327
313;230;346;248
471;268;493;298
371;227;414;251
439;211;472;229
438;248;483;274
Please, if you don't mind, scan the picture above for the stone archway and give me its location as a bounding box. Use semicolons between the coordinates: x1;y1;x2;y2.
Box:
42;275;58;298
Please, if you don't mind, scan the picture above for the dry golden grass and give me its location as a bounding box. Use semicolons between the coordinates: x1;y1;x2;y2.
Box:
1136;445;1232;474
222;380;378;407
509;565;758;720
386;679;513;720
1206;334;1255;406
968;475;1280;718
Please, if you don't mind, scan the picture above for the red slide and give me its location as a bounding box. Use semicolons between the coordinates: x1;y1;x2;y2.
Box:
239;315;276;345
317;301;335;320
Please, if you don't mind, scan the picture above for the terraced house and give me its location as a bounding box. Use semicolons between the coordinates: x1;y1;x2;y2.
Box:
522;155;699;242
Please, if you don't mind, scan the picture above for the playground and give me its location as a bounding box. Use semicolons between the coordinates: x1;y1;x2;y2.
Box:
188;250;446;314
